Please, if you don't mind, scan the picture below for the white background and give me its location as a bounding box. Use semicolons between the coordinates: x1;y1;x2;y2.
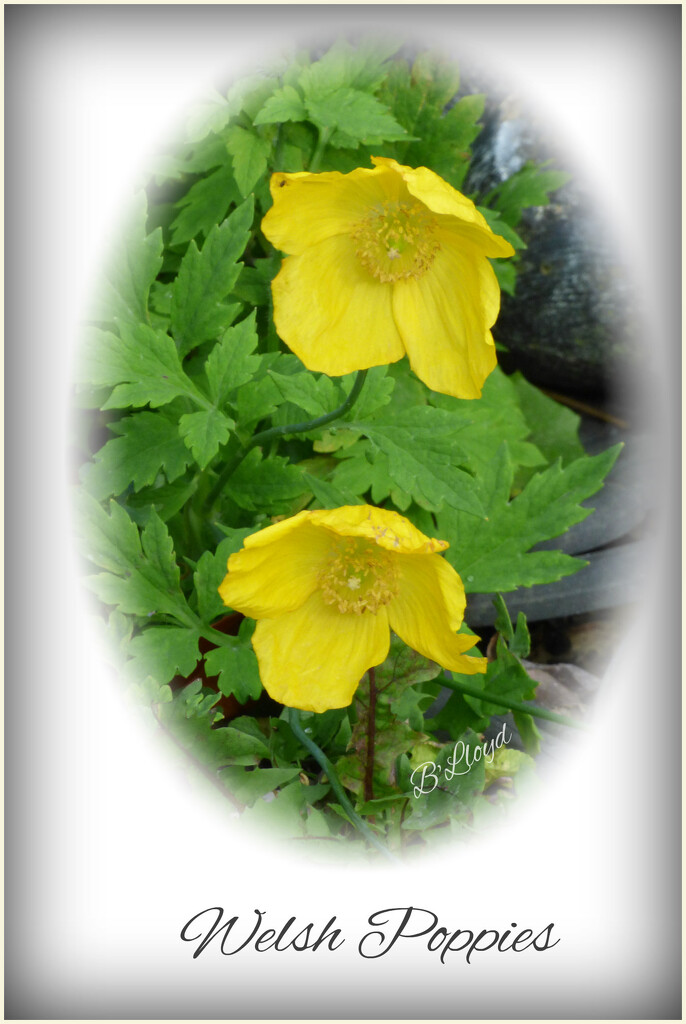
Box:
5;6;680;1020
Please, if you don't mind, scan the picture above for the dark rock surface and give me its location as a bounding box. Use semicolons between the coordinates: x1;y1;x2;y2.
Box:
463;88;645;404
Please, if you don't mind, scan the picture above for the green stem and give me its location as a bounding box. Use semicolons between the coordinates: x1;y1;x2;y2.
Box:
287;707;398;863
205;368;367;513
309;126;331;172
441;673;587;730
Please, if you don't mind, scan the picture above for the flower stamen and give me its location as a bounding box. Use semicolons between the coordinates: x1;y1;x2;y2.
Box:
319;537;399;614
351;199;440;283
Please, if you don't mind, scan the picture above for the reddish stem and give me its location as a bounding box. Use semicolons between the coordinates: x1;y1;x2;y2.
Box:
364;667;377;804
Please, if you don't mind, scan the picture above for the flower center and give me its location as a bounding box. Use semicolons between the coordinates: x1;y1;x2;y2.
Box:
351;200;440;283
319;537;399;615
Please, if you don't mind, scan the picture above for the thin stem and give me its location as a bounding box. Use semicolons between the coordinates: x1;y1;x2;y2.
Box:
309;126;331;172
364;667;377;804
205;368;367;513
441;673;587;731
287;707;398;863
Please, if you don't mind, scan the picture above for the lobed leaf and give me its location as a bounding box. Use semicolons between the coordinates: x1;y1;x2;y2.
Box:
81;410;192;499
88;191;163;326
76;494;191;621
438;442;622;592
170;197;254;357
170;163;240;246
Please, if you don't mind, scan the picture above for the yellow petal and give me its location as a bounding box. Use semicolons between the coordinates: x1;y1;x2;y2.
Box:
218;517;331;618
392;233;499;399
271;233;405;375
309;504;449;555
262;167;390;256
252;591;391;712
388;553;487;675
372;156;514;258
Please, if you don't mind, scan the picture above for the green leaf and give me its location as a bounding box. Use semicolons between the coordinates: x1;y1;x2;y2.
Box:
155;684;271;777
486;160;571;228
340;365;395;420
305;86;408;145
193;529;257;623
478;206;527;250
170;197;254;357
298;39;399;96
76;495;191;620
379;55;481;189
204;311;261;406
226;125;271;197
510;371;585;466
267;370;339;419
126;626;201;684
126;476;198;523
81;410;192;499
428;367;546;473
88;191;163;326
178;408;234;468
348;408;484;518
217;767;301;806
184;88;233;143
170;163;240;245
205;642;263;703
438;442;622;592
79;323;199;410
227;448;307;513
254;84;307;125
301;472;362;509
402;733;487;830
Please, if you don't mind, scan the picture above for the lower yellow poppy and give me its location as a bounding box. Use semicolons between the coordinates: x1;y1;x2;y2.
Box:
218;505;486;713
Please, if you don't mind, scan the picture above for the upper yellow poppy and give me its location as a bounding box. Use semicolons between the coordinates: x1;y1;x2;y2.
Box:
218;505;486;713
261;157;515;400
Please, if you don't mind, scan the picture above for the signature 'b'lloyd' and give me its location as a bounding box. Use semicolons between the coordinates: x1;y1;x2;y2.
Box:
261;156;515;400
219;504;486;713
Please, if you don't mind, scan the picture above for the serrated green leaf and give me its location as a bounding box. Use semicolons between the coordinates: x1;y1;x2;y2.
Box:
184;88;233;143
305;86;408;145
301;472;362;509
76;495;191;620
178;408;234;468
428;367;546;473
232;372;282;427
379;55;481;189
88;191;163;326
254;84;307;125
478;206;527;250
193;529;257;623
226;448;307;513
300;38;401;96
126;626;201;684
171;198;253;356
438;442;622;592
170;163;240;245
81;411;192;499
510;371;585;466
205;311;261;406
226;125;271;197
268;370;339;419
487;160;571;228
348;408;483;518
126;476;197;523
205;642;263;703
218;766;301;805
78;323;199;410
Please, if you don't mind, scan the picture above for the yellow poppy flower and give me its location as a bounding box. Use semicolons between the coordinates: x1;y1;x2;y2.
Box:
261;156;515;400
218;505;486;713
